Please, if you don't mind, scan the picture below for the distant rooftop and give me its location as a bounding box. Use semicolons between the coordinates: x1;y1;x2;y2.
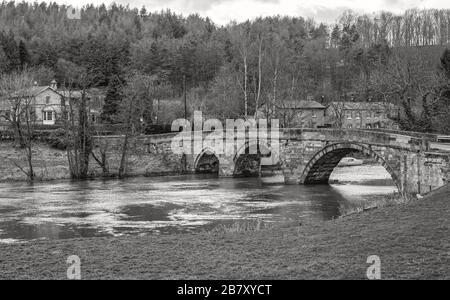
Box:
327;102;398;110
11;86;54;98
8;80;89;99
276;100;326;109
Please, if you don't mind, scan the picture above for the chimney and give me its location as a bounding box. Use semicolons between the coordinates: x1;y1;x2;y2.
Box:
50;79;57;90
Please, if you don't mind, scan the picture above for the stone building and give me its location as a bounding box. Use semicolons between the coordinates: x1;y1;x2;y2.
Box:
325;102;400;130
259;100;326;128
0;80;103;127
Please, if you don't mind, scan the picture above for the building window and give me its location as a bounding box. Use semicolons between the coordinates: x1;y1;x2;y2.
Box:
356;112;361;119
46;96;50;104
346;111;352;119
43;111;53;121
347;124;353;129
312;111;317;118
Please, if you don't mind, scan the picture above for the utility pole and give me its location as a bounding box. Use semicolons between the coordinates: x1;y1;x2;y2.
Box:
183;74;187;120
183;74;188;172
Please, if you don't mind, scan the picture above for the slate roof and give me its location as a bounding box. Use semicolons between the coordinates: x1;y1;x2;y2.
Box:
327;102;398;111
276;100;326;109
12;86;57;97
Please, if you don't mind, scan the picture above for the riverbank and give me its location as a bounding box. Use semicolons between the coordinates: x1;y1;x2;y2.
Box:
0;142;70;182
0;183;448;279
0;142;182;182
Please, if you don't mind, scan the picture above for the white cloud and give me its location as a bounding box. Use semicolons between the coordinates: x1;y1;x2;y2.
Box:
17;0;450;25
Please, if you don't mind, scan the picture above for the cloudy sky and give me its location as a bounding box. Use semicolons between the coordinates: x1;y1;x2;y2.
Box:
32;0;450;24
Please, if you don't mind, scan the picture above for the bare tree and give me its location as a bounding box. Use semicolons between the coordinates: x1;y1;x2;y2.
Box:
117;72;171;178
90;129;110;177
230;22;251;117
328;101;348;129
252;23;265;118
57;59;100;179
0;69;36;180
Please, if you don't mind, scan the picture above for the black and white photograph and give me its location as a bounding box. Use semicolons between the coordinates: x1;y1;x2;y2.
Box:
0;0;449;284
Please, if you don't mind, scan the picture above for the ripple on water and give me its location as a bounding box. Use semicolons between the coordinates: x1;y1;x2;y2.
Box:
0;166;398;240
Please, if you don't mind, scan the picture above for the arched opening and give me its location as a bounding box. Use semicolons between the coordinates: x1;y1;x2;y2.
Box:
233;142;273;177
300;143;400;192
194;149;219;174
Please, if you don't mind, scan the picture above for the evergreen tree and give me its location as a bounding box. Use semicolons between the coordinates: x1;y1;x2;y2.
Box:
0;46;8;72
18;40;30;70
0;31;20;72
441;48;450;78
331;25;341;48
101;75;123;123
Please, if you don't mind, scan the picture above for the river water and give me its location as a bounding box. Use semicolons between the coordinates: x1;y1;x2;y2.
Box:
0;165;397;243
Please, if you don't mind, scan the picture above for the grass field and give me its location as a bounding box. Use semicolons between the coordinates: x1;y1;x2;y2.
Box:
0;185;449;280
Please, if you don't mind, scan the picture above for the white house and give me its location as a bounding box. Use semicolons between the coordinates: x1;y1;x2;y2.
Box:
0;80;101;126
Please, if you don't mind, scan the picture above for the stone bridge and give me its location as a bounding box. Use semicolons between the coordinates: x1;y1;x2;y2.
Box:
94;129;450;196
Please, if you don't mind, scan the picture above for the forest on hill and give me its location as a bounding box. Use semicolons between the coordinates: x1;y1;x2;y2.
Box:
1;2;450;133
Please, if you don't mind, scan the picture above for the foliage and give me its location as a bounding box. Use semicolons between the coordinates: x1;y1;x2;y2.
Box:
0;3;450;133
47;128;70;150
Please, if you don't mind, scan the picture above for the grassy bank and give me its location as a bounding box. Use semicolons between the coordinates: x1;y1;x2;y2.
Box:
0;142;70;182
0;185;449;280
0;141;182;182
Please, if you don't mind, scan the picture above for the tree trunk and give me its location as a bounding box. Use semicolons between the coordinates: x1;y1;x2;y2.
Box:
243;55;248;117
118;133;129;179
119;95;135;178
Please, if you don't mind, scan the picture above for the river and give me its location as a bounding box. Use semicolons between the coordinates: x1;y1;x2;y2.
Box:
0;165;397;243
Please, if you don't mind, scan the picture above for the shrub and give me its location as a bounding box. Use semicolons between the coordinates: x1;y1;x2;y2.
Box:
46;128;69;150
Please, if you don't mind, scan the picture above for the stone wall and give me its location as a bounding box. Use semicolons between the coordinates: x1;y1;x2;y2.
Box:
91;135;184;178
1;129;448;196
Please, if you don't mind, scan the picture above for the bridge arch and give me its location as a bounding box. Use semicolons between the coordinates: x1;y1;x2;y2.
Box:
299;142;401;191
233;140;275;176
194;147;219;174
233;140;273;163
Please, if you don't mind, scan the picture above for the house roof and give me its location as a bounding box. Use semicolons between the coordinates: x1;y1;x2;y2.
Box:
10;86;89;99
12;86;57;98
327;102;398;111
58;90;88;99
276;100;326;109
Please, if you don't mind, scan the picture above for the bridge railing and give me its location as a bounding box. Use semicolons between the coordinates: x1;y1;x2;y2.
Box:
93;128;441;153
282;127;438;141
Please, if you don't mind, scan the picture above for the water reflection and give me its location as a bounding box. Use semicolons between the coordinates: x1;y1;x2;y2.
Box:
0;165;397;242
